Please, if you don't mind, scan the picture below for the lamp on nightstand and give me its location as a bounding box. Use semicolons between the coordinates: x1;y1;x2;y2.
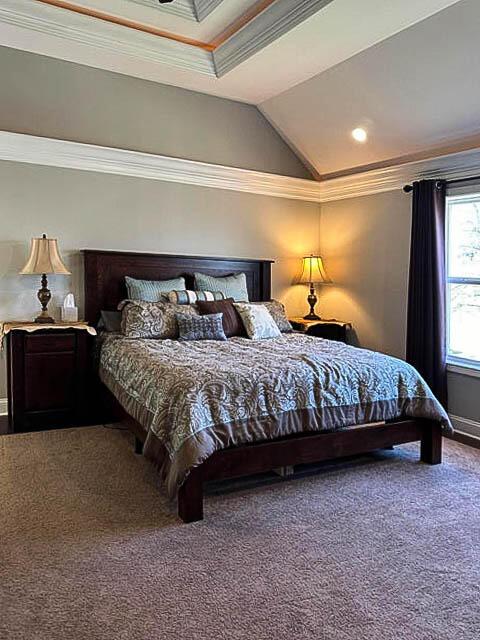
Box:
19;234;71;324
299;255;331;320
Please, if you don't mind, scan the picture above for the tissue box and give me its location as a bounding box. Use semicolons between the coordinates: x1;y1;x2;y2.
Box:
61;306;78;322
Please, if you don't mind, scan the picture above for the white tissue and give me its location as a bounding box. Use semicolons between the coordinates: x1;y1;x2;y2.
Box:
61;292;78;322
63;293;75;308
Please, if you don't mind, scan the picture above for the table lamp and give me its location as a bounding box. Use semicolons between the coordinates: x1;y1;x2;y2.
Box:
299;255;331;320
19;234;71;324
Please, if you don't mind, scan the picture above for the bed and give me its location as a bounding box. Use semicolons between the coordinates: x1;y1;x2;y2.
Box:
83;249;450;523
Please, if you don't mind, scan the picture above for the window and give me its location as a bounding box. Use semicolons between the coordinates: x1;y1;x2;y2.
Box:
446;192;480;369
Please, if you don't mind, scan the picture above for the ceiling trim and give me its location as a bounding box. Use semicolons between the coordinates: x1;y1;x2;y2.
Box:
0;0;216;75
0;131;325;203
1;0;350;84
319;147;480;202
213;0;335;77
129;0;196;22
36;0;214;50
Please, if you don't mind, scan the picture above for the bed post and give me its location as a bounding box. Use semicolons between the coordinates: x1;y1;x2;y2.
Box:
178;469;204;523
420;421;442;464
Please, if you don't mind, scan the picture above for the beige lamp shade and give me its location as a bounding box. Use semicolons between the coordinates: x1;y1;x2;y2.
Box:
299;255;331;285
20;234;71;275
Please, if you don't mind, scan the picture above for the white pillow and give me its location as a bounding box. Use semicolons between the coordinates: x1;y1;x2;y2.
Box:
234;303;281;340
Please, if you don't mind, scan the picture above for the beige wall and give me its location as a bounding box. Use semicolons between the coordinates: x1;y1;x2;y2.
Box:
319;190;479;423
319;190;411;358
0;47;319;400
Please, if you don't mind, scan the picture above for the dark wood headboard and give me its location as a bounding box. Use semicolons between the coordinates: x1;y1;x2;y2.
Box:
82;249;273;324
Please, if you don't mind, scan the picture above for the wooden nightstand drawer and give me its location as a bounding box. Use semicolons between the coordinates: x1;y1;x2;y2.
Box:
25;352;76;412
24;332;76;353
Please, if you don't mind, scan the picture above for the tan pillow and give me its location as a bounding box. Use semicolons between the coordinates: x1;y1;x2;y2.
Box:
252;300;292;333
234;303;281;340
119;300;198;339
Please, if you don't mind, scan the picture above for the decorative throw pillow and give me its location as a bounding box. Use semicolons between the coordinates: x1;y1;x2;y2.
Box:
167;290;225;305
125;275;186;302
234;303;281;340
119;300;198;339
176;312;227;341
196;297;245;338
252;300;293;333
194;272;249;302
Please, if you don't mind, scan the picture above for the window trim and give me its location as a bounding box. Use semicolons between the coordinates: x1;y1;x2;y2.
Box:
447;362;480;378
445;192;480;370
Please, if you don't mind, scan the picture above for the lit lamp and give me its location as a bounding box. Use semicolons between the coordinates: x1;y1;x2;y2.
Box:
20;234;71;324
299;255;331;320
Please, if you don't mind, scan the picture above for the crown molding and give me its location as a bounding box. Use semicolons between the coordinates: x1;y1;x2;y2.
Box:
129;0;196;22
3;131;480;203
0;131;325;203
0;0;215;76
213;0;335;77
319;146;480;202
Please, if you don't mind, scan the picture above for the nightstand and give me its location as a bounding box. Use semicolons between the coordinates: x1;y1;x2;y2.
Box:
3;323;96;433
289;317;352;343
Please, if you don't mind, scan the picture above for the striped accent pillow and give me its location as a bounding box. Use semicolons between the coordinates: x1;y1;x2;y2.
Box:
167;290;225;305
194;272;249;302
125;276;186;302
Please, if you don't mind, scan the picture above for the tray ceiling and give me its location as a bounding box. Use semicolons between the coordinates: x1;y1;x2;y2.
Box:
0;0;461;103
0;0;472;179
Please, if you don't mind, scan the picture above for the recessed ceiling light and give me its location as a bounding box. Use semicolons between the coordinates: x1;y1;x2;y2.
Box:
352;127;367;143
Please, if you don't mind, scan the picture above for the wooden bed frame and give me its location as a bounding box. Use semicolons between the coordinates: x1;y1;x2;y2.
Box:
83;249;442;523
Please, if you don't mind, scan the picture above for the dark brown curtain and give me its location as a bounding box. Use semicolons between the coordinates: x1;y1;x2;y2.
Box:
406;179;448;407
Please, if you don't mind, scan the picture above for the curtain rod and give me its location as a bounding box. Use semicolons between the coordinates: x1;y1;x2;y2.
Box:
403;175;480;192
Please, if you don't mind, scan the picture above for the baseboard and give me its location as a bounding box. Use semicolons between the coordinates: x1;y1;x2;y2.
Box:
449;414;480;441
0;398;7;416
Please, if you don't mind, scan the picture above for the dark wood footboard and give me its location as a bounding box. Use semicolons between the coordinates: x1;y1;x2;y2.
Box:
177;419;443;523
99;382;442;523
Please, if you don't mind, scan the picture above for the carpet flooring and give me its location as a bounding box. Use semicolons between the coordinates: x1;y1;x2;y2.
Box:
1;426;479;640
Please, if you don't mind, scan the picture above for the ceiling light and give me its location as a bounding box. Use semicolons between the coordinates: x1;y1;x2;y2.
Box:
352;128;367;143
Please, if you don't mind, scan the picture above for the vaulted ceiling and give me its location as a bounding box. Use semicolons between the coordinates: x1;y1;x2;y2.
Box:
1;0;476;177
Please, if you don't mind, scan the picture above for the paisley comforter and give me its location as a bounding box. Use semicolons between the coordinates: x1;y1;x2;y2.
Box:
99;333;450;496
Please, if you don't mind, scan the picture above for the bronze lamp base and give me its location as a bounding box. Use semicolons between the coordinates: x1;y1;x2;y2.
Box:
303;284;320;320
35;273;55;324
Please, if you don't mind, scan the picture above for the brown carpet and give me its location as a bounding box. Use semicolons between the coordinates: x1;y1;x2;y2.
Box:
1;427;479;640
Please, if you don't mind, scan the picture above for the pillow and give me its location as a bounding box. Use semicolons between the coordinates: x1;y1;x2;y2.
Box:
99;310;122;333
167;290;225;305
196;297;245;338
119;300;198;339
234;303;281;340
252;300;293;333
125;275;186;302
176;312;227;342
194;272;249;302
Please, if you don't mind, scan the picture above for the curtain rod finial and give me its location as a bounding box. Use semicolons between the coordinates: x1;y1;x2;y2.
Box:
403;184;413;193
